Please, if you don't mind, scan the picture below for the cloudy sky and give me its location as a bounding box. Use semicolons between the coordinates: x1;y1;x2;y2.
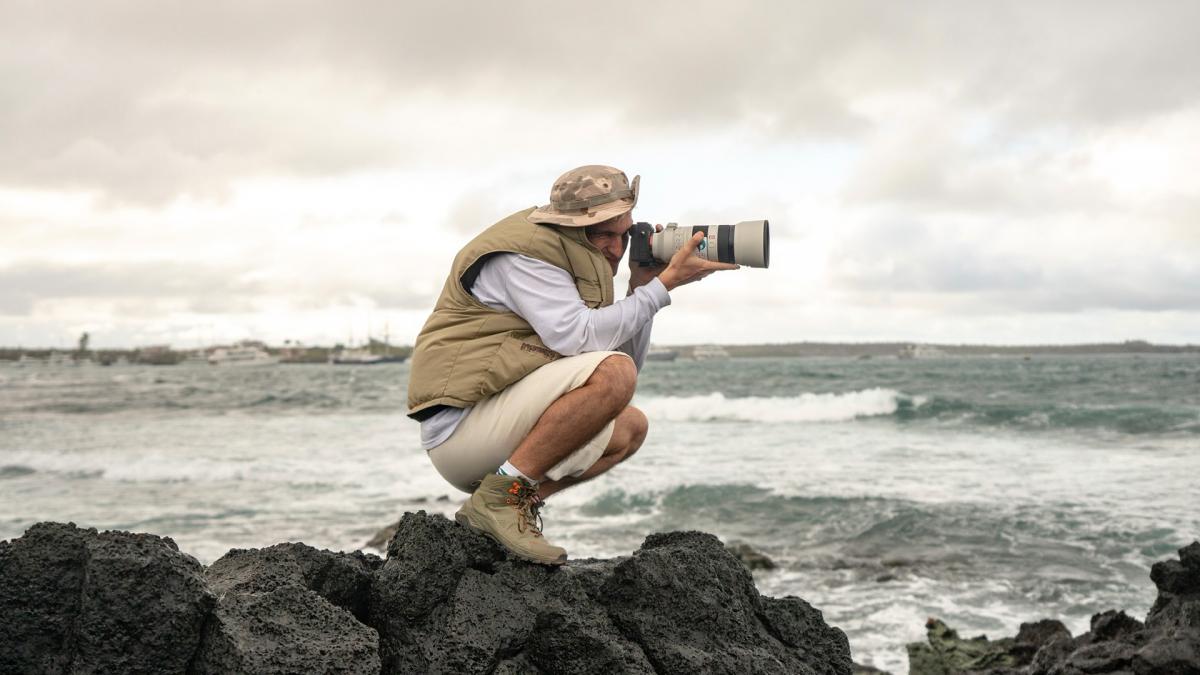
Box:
3;1;1198;348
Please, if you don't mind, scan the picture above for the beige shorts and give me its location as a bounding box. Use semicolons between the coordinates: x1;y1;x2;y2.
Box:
428;350;628;493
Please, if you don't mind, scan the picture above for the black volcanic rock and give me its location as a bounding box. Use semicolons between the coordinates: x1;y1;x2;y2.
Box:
191;585;381;674
599;530;851;674
0;522;214;674
199;543;383;673
907;540;1200;675
206;542;382;622
0;513;853;675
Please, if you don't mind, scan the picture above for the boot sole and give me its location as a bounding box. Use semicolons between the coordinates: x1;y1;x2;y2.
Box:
454;512;567;566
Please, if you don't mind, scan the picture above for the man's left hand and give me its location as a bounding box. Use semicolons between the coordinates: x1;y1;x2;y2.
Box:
628;224;665;293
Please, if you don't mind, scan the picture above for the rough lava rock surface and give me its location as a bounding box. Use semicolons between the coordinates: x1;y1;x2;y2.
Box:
906;541;1200;675
0;512;853;675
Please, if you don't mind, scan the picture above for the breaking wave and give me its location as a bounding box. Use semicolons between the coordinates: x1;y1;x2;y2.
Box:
635;388;920;423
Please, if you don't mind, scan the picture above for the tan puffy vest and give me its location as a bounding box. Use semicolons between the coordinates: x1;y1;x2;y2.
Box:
406;207;614;418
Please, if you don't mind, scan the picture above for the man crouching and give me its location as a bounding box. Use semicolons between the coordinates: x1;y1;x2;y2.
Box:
406;165;735;564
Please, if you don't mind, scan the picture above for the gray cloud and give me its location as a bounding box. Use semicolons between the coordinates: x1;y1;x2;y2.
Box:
0;261;263;316
831;218;1200;313
3;2;1197;203
0;260;433;317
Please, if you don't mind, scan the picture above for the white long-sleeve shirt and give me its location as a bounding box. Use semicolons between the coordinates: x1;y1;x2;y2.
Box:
419;253;671;450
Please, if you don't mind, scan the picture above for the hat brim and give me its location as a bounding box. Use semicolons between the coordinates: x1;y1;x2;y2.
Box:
526;197;635;227
527;174;640;227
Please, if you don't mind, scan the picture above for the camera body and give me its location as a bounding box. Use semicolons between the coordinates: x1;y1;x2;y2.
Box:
629;220;770;268
628;222;659;267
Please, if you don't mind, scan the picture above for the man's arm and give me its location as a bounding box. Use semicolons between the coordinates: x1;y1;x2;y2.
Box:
471;253;670;358
616;318;654;370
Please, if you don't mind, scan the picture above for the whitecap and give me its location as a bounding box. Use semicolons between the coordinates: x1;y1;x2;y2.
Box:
634;388;918;424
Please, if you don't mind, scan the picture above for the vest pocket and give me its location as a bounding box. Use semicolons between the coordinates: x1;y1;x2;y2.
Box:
478;335;560;397
574;278;604;307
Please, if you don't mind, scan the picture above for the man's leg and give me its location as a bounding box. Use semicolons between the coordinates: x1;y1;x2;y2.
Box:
537;405;647;500
505;354;637;480
443;351;639;565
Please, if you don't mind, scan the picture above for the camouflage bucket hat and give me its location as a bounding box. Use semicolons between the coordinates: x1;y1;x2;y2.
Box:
527;165;640;227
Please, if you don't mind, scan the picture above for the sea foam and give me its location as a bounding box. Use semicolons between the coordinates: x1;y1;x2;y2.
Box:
635;387;920;423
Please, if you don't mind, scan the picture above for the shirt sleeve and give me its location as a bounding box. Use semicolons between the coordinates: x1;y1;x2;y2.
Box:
470;253;670;362
617;314;655;371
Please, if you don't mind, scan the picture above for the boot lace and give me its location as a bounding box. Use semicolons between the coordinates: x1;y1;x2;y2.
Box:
505;480;546;537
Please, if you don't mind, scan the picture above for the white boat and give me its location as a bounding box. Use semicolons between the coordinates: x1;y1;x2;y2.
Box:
897;344;945;359
645;347;679;362
330;348;385;365
208;345;279;366
690;344;729;360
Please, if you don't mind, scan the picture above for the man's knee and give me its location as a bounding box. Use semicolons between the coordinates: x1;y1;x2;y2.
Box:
608;405;648;462
622;405;648;460
589;355;637;410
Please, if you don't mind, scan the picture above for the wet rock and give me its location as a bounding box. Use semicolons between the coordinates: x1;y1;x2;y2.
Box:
1028;634;1076;675
1088;610;1143;643
363;519;401;550
906;618;1020;674
908;541;1200;675
1009;619;1074;666
727;541;778;570
1066;640;1137;672
1150;558;1200;596
1180;542;1200;570
1133;632;1200;674
760;594;854;675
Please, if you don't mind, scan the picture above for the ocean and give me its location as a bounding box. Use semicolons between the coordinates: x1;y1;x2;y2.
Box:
1;354;1197;673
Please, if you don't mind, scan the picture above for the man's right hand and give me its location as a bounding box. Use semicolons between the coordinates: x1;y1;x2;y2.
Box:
657;231;739;291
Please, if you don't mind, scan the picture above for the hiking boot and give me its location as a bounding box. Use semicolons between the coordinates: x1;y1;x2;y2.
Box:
455;473;567;566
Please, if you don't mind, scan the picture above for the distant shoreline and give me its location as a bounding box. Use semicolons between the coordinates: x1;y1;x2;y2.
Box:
2;339;1197;364
670;340;1200;358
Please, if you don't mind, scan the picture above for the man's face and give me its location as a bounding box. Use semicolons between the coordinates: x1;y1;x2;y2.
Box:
585;212;633;276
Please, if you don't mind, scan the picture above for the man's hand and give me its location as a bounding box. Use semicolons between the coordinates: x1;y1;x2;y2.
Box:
658;231;739;291
628;224;665;293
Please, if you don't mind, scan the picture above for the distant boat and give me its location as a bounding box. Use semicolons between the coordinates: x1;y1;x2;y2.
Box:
330;347;407;365
897;344;944;359
47;352;74;366
690;344;729;360
180;352;209;366
208;345;279;366
646;347;679;362
330;348;385;365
